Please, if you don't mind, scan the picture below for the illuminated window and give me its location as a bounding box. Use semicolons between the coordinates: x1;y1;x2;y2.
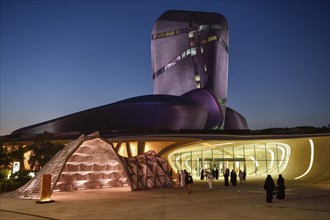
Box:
188;31;195;38
204;65;207;72
208;36;218;42
198;24;209;31
165;31;175;37
129;142;138;157
117;143;128;157
210;24;223;29
195;75;200;81
190;47;197;56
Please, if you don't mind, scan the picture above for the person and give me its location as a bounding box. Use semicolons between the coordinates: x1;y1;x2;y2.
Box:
230;169;237;186
184;170;188;186
264;175;276;203
207;171;214;190
180;170;185;187
176;170;181;186
243;170;246;182
200;168;204;180
276;174;286;200
186;172;193;194
224;168;229;186
212;167;219;180
239;170;244;184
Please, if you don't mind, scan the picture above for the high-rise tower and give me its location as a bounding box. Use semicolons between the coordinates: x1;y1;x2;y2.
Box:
151;10;229;127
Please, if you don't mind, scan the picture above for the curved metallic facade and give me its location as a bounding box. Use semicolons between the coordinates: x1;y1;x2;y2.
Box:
11;10;248;135
151;10;229;100
12;95;209;135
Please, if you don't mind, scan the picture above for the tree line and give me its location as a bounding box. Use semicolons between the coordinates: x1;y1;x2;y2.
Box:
0;131;64;174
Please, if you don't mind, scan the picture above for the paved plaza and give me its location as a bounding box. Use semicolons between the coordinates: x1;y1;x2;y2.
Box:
1;177;329;220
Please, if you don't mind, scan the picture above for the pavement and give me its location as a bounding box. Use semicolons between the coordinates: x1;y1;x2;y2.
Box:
1;177;329;220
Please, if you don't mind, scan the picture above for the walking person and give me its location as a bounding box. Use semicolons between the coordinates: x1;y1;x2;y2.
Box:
243;170;246;182
264;175;276;203
180;170;185;187
230;169;237;186
200;168;205;180
176;170;181;186
184;170;188;186
186;172;193;194
276;174;286;200
207;171;214;190
239;170;244;184
224;168;230;186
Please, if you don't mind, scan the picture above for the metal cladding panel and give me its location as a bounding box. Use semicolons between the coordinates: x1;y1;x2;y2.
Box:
203;42;228;99
154;57;196;95
151;34;190;74
224;107;249;130
11;95;208;135
155;10;228;27
152;10;229;101
152;11;189;32
181;89;223;129
196;54;208;86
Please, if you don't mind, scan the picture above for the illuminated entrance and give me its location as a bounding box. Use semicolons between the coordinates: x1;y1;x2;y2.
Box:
168;143;290;177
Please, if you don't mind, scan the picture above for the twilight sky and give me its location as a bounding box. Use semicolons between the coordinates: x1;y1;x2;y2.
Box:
1;0;329;135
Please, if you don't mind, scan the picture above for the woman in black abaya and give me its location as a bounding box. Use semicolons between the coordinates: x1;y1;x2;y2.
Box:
276;174;286;200
264;175;276;203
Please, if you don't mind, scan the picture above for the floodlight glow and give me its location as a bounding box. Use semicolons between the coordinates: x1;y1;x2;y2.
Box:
294;139;314;179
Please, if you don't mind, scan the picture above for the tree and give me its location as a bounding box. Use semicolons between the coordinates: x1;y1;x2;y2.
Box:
10;145;27;171
28;132;64;171
0;143;13;170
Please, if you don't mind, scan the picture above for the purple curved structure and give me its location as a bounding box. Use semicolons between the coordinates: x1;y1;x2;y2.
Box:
182;89;223;129
11;10;248;136
12;95;209;135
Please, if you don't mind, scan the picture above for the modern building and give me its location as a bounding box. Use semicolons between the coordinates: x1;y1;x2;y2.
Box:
10;10;247;136
2;10;329;198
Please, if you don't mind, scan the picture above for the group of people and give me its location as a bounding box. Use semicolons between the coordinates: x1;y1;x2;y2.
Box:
176;169;193;193
223;169;246;186
263;174;286;203
175;168;286;201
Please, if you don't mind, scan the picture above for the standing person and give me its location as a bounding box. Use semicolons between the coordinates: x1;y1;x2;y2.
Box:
186;172;193;194
224;168;230;186
243;170;246;182
176;170;181;186
239;170;244;184
212;167;217;180
184;170;188;186
276;174;286;200
207;171;214;190
200;168;205;180
180;170;185;187
264;175;276;203
230;169;237;186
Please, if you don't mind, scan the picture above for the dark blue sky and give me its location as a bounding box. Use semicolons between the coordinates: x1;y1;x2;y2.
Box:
1;0;329;135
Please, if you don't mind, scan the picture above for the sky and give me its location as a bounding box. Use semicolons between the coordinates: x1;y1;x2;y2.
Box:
1;0;329;135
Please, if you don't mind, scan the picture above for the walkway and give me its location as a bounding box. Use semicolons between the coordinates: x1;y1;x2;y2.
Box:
1;177;329;219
